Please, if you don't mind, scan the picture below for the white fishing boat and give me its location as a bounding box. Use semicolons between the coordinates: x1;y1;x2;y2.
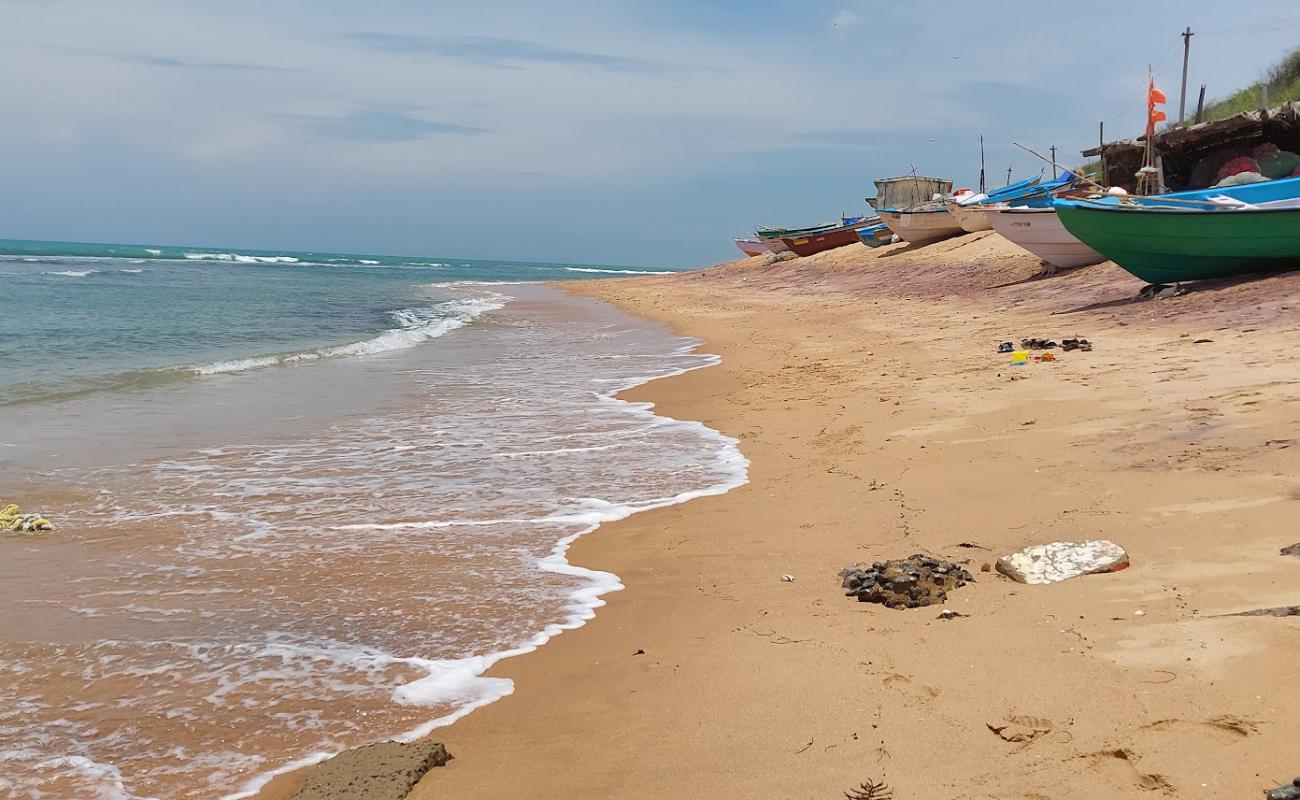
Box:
944;198;994;232
878;206;965;245
984;206;1105;269
734;238;771;257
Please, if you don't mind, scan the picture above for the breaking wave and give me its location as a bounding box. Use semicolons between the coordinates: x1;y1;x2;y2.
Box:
192;293;507;375
564;267;676;275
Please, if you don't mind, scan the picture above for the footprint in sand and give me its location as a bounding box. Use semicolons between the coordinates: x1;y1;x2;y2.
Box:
1085;748;1176;796
1142;714;1259;739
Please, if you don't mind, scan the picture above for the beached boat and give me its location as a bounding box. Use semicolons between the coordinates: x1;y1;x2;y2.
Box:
857;223;895;248
945;201;997;233
984;206;1105;269
756;219;849;254
871;175;953;210
943;172;1081;233
1050;189;1300;286
781;217;880;256
734;238;770;257
878;204;965;245
871;175;965;245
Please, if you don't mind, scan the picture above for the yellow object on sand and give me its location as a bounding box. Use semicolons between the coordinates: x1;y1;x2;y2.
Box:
1010;350;1029;365
0;500;54;533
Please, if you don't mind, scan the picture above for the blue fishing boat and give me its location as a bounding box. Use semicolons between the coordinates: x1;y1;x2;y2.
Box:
946;171;1080;232
856;223;895;248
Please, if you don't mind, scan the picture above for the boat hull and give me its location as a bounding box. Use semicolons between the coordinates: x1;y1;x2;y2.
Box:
1054;202;1300;284
857;224;895;248
782;226;864;256
985;207;1105;269
878;209;965;245
735;238;770;257
945;201;993;232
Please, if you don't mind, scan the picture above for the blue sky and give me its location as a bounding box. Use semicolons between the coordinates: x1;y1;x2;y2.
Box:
3;1;1300;266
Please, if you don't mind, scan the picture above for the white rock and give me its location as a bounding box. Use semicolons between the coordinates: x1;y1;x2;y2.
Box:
996;540;1129;585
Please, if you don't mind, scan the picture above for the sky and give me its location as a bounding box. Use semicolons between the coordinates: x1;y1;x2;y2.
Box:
3;1;1300;267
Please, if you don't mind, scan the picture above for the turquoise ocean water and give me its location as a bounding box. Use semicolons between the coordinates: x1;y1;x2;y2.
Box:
0;237;750;800
0;238;675;406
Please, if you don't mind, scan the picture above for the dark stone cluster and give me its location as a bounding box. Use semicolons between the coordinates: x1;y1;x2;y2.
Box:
839;554;974;610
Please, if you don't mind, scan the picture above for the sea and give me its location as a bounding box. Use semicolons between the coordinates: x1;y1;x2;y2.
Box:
0;239;747;799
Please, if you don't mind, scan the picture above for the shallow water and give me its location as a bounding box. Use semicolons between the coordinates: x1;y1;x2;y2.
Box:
0;245;745;799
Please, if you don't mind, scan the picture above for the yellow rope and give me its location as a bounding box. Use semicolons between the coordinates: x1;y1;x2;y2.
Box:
0;501;54;533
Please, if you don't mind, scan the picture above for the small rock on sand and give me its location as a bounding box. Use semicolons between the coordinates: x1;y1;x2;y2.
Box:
996;540;1129;585
291;741;451;800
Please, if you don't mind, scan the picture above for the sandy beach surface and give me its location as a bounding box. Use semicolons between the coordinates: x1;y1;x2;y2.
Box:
260;233;1299;800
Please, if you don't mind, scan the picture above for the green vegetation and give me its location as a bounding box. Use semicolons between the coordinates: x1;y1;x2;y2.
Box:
1190;46;1300;124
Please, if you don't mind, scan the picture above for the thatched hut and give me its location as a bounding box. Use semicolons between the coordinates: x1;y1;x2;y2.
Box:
1083;101;1300;191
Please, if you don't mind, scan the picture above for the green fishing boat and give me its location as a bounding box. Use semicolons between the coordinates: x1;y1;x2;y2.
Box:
1054;199;1300;285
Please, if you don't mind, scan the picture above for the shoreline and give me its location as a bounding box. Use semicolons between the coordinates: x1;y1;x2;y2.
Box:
259;236;1298;800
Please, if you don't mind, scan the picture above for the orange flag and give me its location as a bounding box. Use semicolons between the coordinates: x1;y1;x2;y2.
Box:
1146;73;1167;136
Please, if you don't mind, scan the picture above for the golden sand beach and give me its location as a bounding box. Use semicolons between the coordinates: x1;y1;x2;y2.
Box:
261;234;1300;800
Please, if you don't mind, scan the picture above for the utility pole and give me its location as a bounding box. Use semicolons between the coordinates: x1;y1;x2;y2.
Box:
1005;165;1013;186
1049;145;1058;178
1099;122;1107;185
1195;84;1206;123
1178;27;1194;123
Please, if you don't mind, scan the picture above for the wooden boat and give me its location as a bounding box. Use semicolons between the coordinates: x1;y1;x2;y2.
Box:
984;206;1104;269
734;238;770;257
1054;202;1300;284
945;172;1065;233
857;223;895;248
1050;173;1300;283
756;220;845;254
878;204;965;245
781;217;880;256
872;175;953;210
945;200;995;232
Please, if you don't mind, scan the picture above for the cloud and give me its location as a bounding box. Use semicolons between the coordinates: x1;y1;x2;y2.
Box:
830;9;862;29
44;44;295;72
280;108;488;142
109;52;297;72
345;32;674;73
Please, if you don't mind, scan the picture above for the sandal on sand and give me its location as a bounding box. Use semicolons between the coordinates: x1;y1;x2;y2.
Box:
997;342;1014;353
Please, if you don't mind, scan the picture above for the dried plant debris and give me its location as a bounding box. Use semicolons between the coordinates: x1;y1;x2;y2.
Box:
1282;543;1300;558
844;779;894;800
840;555;974;610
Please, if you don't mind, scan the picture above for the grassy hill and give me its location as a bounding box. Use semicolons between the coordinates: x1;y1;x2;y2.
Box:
1190;47;1300;123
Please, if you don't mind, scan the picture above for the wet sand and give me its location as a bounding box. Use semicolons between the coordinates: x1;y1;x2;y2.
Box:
261;234;1300;799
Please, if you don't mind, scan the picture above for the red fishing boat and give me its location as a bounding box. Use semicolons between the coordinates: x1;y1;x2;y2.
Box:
781;217;879;256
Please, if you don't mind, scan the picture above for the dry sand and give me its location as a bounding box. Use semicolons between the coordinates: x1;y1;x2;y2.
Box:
260;234;1300;800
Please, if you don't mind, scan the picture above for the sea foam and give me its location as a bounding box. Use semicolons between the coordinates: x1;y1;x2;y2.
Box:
193;293;507;375
183;252;301;264
564;267;676;275
4;284;747;800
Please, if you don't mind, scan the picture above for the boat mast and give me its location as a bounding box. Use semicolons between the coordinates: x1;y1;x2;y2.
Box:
979;135;986;195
